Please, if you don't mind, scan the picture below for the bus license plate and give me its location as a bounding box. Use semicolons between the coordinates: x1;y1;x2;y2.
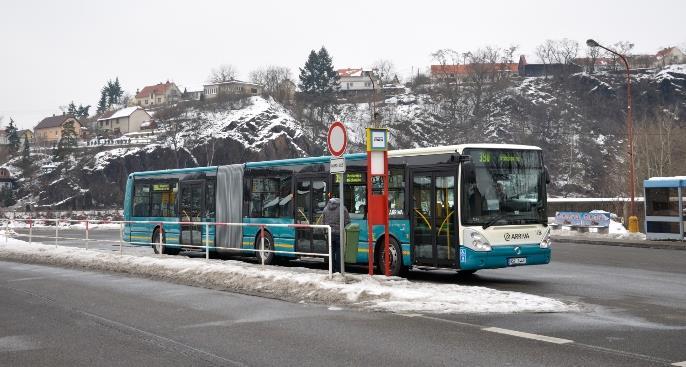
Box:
508;257;527;266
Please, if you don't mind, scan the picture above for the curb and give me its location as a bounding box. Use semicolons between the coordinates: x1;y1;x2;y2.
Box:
552;236;686;251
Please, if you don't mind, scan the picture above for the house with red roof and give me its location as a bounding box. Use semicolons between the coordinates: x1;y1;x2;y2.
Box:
654;47;686;68
132;81;182;107
431;62;519;81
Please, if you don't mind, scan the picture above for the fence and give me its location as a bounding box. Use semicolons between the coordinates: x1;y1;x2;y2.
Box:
1;218;334;277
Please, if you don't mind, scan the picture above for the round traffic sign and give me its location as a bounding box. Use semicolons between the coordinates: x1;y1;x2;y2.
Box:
327;121;347;157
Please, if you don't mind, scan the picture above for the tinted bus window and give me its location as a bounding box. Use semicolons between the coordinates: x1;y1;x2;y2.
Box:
333;172;367;220
206;180;216;218
389;169;405;217
250;177;280;218
279;176;292;217
150;183;177;217
133;184;150;217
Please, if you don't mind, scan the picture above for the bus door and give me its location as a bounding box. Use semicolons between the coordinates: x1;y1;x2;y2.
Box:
410;168;458;268
294;175;329;254
179;180;205;247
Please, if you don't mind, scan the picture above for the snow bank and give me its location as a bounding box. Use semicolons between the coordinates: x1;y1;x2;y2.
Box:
0;235;576;315
552;219;647;240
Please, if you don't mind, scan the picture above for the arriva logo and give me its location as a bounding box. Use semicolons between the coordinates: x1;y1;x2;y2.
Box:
504;232;530;241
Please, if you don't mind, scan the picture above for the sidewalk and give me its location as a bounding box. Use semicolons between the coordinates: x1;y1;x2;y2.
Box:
552;235;686;250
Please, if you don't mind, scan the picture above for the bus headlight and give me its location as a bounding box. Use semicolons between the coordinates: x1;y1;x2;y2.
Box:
464;229;492;252
540;228;551;249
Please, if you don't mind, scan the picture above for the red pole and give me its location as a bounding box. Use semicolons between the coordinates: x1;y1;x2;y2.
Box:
367;155;374;276
384;152;390;277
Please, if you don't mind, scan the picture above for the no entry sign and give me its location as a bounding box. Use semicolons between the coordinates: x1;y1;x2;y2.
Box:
327;121;348;157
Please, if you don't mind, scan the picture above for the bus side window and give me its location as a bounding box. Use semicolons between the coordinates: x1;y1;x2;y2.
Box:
250;177;280;218
205;180;216;218
279;176;292;218
133;183;151;217
389;169;405;217
150;182;176;217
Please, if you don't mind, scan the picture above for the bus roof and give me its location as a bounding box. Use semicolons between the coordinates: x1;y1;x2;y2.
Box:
130;144;542;177
388;144;542;158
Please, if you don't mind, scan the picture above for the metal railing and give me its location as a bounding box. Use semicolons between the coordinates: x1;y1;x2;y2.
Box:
1;218;334;277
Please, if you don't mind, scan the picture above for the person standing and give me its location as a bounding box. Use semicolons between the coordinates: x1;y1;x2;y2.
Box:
322;197;350;273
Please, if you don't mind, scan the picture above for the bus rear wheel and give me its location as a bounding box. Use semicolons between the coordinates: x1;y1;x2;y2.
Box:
376;238;406;277
255;231;275;265
152;228;180;255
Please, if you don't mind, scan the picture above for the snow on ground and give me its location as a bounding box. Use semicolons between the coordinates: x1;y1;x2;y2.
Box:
552;219;647;241
0;234;576;315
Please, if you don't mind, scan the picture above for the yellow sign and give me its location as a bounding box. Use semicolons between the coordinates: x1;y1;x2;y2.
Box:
153;184;170;191
334;172;364;184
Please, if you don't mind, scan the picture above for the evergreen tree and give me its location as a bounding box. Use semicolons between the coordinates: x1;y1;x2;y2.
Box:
107;77;123;106
298;50;320;93
67;101;78;116
6;118;20;155
54;120;78;161
97;87;108;114
316;47;340;92
77;104;90;119
1;188;16;208
21;134;30;165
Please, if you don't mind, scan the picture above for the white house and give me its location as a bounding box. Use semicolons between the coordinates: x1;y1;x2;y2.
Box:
655;47;686;67
96;106;152;135
337;68;379;91
203;80;263;99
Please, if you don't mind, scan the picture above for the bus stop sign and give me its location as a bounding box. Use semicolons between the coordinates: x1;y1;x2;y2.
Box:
327;121;348;157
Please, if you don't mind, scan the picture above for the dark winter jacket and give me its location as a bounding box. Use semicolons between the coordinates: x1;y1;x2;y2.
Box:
322;198;351;234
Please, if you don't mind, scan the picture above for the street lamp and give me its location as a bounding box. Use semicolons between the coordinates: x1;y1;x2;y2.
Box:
586;39;638;232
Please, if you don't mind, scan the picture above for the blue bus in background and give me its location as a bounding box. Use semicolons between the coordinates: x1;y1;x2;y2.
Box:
124;144;552;276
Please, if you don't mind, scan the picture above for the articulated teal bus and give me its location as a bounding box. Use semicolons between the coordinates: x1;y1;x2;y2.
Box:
123;144;551;276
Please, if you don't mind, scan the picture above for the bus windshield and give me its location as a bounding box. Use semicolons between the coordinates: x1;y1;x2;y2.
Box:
461;149;545;227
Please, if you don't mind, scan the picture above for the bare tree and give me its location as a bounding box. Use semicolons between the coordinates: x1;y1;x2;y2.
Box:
248;65;292;100
635;106;681;180
430;49;465;122
584;45;601;73
554;38;579;65
535;40;556;78
208;64;239;83
608;41;634;71
372;59;398;84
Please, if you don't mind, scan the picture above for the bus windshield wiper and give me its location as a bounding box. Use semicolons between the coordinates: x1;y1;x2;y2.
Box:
482;213;518;230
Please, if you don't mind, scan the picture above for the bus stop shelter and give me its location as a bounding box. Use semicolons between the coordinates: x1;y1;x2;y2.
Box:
644;176;686;240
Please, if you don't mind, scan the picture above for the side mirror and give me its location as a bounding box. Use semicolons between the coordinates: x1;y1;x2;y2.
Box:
462;161;476;184
544;166;551;185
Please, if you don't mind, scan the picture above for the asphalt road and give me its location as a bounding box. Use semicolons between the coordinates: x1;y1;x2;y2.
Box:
2;231;686;366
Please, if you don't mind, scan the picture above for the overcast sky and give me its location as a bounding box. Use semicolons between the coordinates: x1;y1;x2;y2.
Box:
1;0;684;130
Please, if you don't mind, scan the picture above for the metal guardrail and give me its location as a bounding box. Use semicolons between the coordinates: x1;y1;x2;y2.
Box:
1;219;334;277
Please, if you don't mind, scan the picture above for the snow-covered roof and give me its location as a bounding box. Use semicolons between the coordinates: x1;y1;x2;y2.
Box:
388;144;542;158
98;107;148;121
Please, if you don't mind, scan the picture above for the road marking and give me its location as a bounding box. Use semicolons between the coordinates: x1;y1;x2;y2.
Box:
482;327;573;345
672;361;686;366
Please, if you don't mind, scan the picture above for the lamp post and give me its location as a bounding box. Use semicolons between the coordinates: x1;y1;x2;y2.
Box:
586;39;639;232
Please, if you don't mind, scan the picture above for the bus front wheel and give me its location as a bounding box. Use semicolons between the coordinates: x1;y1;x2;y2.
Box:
255;231;275;265
152;228;180;255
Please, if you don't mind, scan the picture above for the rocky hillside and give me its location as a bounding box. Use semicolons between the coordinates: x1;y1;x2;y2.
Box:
2;97;311;210
2;65;685;209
